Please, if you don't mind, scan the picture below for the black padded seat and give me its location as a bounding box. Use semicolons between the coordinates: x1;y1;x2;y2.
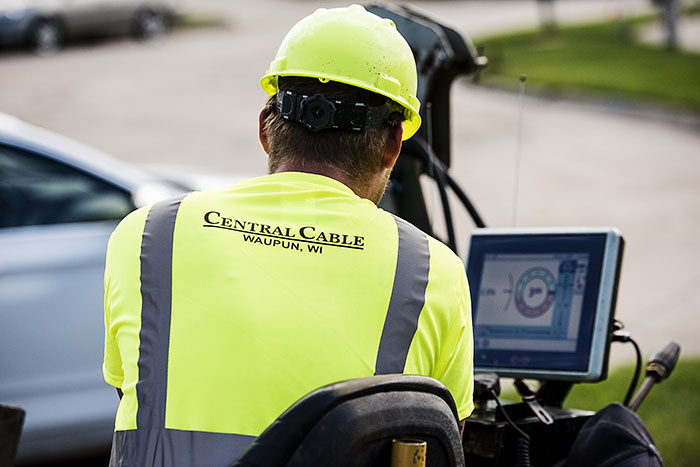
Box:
231;374;465;467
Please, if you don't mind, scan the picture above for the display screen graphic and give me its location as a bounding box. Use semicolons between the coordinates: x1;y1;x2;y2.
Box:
474;253;589;354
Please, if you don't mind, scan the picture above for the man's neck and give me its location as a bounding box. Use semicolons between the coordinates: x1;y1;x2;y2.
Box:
270;162;368;201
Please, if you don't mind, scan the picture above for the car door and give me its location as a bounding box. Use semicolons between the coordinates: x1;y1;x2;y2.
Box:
60;0;106;36
0;143;134;460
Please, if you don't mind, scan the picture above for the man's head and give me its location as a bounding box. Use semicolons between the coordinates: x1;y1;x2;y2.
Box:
258;5;421;203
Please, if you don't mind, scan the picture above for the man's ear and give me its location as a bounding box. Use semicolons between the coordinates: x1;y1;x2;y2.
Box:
259;106;272;155
381;123;403;169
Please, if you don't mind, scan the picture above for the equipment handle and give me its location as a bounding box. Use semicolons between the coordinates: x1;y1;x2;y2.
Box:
628;341;681;411
647;341;681;381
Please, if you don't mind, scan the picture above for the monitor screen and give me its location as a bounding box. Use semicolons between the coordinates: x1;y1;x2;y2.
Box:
466;228;623;381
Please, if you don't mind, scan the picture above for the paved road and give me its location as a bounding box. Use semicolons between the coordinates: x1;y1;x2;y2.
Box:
1;0;699;364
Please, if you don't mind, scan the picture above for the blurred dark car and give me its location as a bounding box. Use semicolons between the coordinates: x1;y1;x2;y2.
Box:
0;0;176;53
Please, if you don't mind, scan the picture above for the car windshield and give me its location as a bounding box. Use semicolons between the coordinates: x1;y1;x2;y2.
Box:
0;144;134;228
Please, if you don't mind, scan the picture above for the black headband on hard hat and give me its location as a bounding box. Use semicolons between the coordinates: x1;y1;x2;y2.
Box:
274;90;397;132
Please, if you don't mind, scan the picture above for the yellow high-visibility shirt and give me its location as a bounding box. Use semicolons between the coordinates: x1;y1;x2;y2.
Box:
103;172;473;462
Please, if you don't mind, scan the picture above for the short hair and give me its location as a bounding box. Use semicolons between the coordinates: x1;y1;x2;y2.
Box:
263;77;404;183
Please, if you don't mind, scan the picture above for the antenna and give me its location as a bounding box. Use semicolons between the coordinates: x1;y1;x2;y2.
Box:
512;75;527;227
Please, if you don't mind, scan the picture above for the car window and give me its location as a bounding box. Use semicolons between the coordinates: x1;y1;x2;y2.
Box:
0;144;134;228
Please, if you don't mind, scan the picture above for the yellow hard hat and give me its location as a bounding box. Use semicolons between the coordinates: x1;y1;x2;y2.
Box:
261;4;421;140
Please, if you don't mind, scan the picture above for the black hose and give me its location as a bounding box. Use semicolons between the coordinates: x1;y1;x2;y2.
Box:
430;155;458;251
417;137;457;251
444;170;487;228
514;436;532;467
405;136;487;234
419;137;487;229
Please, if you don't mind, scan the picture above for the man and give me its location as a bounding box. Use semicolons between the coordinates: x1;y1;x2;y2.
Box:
103;5;473;466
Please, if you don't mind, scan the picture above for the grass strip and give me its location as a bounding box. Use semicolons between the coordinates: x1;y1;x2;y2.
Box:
475;16;700;113
563;357;700;467
172;13;229;31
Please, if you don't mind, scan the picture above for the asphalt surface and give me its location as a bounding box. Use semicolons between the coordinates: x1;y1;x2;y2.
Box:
1;0;699;368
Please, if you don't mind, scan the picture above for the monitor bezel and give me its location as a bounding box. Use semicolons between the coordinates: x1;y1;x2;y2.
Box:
465;227;623;382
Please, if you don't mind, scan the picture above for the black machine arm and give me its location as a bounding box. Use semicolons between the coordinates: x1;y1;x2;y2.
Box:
368;3;487;169
367;4;487;167
369;4;488;240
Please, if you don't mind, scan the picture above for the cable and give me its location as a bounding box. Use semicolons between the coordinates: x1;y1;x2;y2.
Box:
623;337;643;406
489;389;531;467
611;323;643;407
490;389;530;441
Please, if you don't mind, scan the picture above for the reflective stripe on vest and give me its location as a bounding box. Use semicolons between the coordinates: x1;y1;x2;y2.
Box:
112;196;254;467
110;429;256;467
375;215;430;374
112;199;430;466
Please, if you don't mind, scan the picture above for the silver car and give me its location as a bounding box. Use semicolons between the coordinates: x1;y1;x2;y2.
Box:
0;0;176;53
0;112;241;463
